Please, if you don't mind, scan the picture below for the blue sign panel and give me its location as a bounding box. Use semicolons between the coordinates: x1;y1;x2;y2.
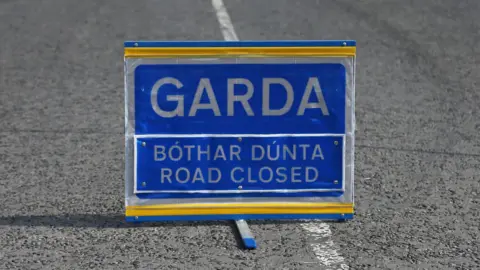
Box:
133;62;348;199
134;63;346;135
135;136;343;194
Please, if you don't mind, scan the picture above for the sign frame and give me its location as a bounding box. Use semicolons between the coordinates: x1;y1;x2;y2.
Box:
124;40;356;223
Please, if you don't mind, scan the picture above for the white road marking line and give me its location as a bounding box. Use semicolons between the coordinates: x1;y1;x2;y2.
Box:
301;222;349;269
210;2;349;268
211;0;239;41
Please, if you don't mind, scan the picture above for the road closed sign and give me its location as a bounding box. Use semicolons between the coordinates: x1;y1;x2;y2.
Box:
124;41;356;222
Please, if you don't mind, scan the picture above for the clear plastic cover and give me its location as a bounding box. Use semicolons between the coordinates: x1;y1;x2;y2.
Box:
124;55;355;207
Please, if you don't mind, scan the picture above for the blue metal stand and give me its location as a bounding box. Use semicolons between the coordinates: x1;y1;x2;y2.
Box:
234;219;257;249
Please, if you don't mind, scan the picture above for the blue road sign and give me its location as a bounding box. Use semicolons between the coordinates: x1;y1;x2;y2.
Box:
133;62;348;198
124;40;356;222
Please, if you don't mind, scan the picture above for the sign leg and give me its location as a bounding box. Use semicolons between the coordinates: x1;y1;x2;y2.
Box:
234;219;257;249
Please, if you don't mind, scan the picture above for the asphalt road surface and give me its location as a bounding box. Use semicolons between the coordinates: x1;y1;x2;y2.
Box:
1;0;479;269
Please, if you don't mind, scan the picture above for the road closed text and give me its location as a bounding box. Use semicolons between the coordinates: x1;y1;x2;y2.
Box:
149;141;338;186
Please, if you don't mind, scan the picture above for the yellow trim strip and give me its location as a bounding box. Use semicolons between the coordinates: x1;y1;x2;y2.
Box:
124;46;356;58
126;202;354;217
127;202;351;209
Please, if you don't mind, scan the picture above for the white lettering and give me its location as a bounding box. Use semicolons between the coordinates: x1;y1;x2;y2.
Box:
151;77;332;118
291;167;302;183
252;145;265;161
299;144;310;160
208;168;222;183
151;77;184;117
176;167;190;184
266;145;280;161
198;145;210;161
247;167;257;183
231;167;244;183
262;78;294;116
276;167;287;183
306;167;318;182
230;145;241;161
168;145;182;161
297;77;329;116
189;78;221;116
161;168;172;183
213;146;227;161
184;145;195;161
228;78;254;116
154;145;166;161
192;168;205;183
259;167;273;183
312;144;324;160
283;145;296;160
